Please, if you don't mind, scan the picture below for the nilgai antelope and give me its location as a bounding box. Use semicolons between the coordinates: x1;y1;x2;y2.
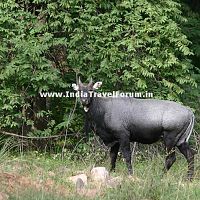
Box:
72;78;196;180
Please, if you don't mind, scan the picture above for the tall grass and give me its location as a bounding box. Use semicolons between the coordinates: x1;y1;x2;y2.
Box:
0;138;199;200
0;136;17;164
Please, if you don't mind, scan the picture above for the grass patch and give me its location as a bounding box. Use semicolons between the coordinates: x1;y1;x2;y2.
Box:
0;149;199;200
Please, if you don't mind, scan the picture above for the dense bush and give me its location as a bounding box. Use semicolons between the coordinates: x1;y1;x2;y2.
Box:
181;1;200;133
0;0;199;145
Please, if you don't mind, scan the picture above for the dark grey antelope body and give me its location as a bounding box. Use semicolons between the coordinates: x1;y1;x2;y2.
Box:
72;78;196;180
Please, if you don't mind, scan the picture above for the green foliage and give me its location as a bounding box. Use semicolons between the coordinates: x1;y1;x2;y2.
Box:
0;0;197;140
65;0;196;100
180;3;200;132
181;3;200;71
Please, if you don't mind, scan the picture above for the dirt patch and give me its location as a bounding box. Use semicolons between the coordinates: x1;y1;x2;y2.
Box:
0;192;9;200
0;172;69;197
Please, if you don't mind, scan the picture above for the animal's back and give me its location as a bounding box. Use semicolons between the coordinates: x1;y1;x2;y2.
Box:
102;97;193;144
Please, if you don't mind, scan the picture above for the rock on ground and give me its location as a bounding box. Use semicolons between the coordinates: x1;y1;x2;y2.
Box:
69;173;88;187
90;167;109;183
76;178;85;191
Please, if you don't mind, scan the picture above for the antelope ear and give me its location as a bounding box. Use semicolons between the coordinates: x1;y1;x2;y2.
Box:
93;82;102;90
72;83;79;91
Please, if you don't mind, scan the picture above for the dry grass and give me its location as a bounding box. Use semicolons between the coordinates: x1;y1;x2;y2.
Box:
0;149;199;200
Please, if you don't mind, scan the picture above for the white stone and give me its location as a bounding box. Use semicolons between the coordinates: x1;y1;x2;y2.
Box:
90;167;109;183
69;174;88;186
